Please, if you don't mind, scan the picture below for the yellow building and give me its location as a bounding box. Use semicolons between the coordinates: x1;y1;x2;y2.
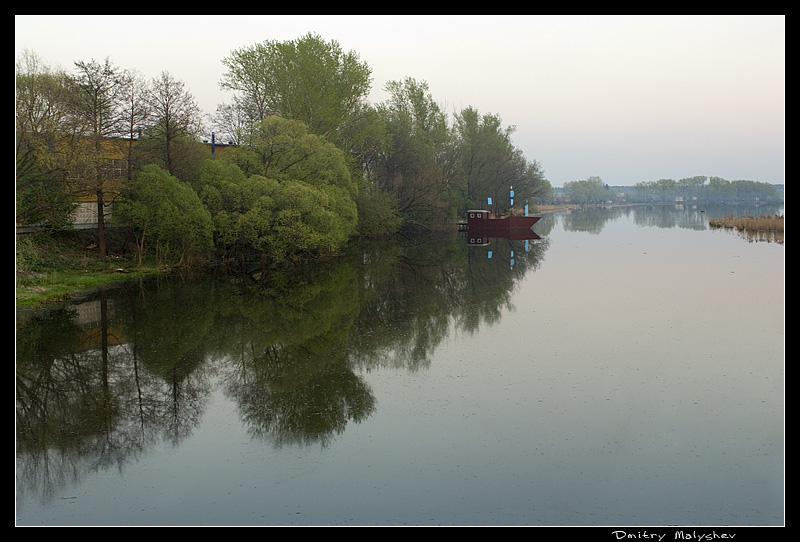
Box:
68;136;234;228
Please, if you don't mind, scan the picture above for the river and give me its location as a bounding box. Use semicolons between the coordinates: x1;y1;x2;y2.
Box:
15;204;784;526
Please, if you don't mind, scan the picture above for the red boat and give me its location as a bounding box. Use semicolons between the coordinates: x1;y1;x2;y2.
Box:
466;209;540;240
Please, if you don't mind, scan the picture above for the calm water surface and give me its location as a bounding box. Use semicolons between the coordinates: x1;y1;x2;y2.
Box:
16;205;784;526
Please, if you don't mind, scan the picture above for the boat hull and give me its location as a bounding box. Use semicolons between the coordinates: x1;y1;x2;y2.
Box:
468;215;540;230
465;212;541;241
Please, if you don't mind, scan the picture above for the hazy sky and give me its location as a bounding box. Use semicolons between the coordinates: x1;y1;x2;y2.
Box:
15;14;785;187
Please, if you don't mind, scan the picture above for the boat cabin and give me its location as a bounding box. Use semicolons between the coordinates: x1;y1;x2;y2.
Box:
467;210;491;225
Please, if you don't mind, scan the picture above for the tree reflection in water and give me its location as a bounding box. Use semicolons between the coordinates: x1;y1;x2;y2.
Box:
16;229;550;503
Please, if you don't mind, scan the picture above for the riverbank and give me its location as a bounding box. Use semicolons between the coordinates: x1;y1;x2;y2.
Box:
16;264;166;310
15;232;167;310
16;206;784;310
535;204;584;213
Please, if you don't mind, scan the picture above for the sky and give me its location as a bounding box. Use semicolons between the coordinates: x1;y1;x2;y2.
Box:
15;14;785;187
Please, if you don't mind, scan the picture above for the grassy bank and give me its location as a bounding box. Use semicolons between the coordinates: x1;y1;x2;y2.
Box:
16;231;166;310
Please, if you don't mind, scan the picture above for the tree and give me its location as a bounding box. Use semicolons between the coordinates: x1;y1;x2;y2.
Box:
15;50;76;229
677;175;707;202
212;95;255;146
219;34;398;234
219;32;372;141
564;176;609;204
453;107;514;213
119;69;152;181
267;179;357;260
250;117;358;198
332;102;401;236
70;57;132;256
652;178;678;202
451;106;550;216
115;165;212;266
374;78;455;224
199;170;358;264
146;71;203;177
198;117;359;264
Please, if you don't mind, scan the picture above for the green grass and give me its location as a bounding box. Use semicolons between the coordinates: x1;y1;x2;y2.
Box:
15;230;165;309
15;268;160;308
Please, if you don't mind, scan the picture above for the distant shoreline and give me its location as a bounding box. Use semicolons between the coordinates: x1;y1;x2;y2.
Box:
535;202;783;214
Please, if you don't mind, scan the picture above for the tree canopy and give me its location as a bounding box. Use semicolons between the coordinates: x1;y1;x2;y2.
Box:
220;32;372;141
115;164;213;266
197;117;358;264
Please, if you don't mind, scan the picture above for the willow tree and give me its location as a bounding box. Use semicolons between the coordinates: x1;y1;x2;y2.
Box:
219;34;399;234
198;117;359;264
115;164;213;266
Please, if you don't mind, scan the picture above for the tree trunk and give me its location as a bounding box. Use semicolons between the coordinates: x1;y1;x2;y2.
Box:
96;188;107;257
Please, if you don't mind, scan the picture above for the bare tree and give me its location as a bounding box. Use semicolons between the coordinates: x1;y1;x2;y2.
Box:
212;94;258;146
71;58;132;256
119;69;152;181
147;71;202;176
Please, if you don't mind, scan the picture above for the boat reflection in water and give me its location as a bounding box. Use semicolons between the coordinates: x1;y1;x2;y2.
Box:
464;209;542;270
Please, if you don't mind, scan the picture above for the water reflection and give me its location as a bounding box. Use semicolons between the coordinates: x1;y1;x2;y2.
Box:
16;229;550;505
559;203;781;235
16;203;783;525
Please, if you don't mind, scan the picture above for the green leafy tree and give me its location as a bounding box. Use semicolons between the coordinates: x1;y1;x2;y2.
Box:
452;106;550;216
15;50;77;229
200;172;358;264
219;34;400;235
564;176;610;204
374;77;455;224
115;164;213;266
248;116;358;201
219;32;372;141
196;160;273;253
198;117;359;264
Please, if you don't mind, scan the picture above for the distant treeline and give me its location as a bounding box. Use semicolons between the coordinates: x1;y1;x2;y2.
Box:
559;175;782;205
